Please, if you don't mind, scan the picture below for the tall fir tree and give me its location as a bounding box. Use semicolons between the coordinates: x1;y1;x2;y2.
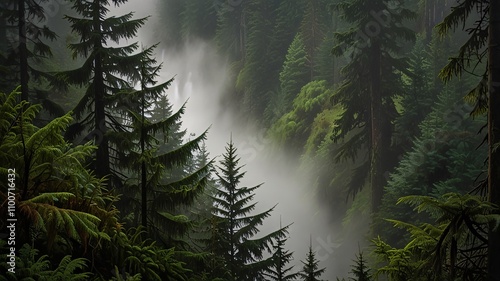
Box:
209;139;289;281
331;0;415;213
57;0;147;183
300;242;326;281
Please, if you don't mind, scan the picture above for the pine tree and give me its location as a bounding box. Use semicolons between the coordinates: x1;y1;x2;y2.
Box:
300;243;326;281
209;139;289;281
332;0;415;213
57;0;147;183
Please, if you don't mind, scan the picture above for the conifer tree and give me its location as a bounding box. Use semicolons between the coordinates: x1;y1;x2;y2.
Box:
114;45;210;244
209;139;289;280
0;0;59;106
436;1;500;279
300;243;326;281
57;0;147;183
348;251;371;281
332;0;415;213
278;33;310;112
263;221;299;281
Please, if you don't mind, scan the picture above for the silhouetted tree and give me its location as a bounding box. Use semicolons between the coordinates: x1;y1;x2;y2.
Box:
209;139;289;280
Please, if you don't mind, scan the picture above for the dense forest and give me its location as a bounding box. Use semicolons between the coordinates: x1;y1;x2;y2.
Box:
1;0;500;280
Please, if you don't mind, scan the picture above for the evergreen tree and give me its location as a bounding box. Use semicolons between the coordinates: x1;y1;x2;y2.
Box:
300;243;326;281
113;45;210;245
436;2;500;278
348;251;371;281
332;0;415;213
209;139;289;280
262;221;299;281
236;0;276;119
278;33;310;113
0;0;60;108
180;0;217;40
57;0;147;183
299;0;329;80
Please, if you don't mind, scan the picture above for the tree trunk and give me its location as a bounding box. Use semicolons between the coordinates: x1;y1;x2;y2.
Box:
487;1;500;279
370;40;384;214
18;0;28;101
93;1;110;180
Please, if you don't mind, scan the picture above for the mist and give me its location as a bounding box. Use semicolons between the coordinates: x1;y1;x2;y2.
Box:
107;1;365;279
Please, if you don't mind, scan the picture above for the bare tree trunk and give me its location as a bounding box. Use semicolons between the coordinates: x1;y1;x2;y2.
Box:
487;1;500;279
370;39;384;214
18;0;28;101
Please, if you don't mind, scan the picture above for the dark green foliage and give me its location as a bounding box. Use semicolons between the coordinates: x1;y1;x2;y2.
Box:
180;0;217;40
112;45;210;246
299;244;326;281
374;193;500;281
348;251;371;281
0;242;90;281
378;80;486;247
331;0;415;212
0;0;61;114
208;139;289;280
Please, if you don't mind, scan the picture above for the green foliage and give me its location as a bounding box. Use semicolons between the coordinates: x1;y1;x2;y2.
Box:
0;89;118;252
1;242;90;281
374;193;500;280
378;79;486;246
108;227;189;281
278;33;310;113
269;80;334;152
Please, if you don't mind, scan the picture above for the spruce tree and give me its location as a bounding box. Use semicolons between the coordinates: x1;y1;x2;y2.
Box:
210;139;289;281
300;243;326;281
57;0;147;183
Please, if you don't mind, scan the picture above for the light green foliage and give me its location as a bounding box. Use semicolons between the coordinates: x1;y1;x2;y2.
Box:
278;33;310;112
269;80;334;152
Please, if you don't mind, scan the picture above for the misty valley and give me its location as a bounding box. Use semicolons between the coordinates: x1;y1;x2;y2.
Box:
1;0;500;280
